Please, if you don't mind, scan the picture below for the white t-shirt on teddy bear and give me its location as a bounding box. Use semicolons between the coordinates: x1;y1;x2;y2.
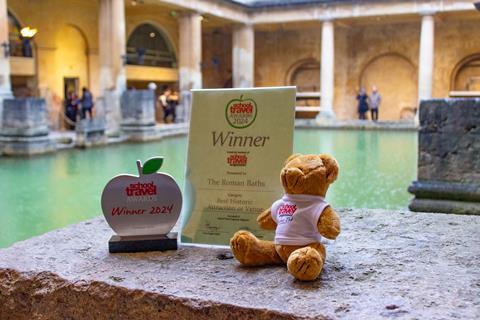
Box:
271;193;329;246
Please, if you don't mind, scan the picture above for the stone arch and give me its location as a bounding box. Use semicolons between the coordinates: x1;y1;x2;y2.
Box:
360;53;417;120
55;24;90;98
285;58;320;92
7;9;36;57
8;9;40;98
126;22;177;68
450;53;480;91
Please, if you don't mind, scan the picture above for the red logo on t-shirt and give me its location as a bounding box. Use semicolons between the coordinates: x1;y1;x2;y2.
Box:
278;204;297;216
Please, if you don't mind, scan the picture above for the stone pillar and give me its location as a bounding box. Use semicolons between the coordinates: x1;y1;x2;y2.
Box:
99;0;126;133
75;118;107;148
0;0;12;130
178;12;202;122
120;90;156;141
317;20;335;120
232;23;254;88
0;99;55;155
418;14;435;102
408;99;480;215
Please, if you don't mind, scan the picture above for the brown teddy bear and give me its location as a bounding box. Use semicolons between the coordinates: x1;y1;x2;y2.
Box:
230;153;341;281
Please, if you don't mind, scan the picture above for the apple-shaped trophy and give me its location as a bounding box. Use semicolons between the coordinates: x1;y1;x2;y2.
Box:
101;157;182;253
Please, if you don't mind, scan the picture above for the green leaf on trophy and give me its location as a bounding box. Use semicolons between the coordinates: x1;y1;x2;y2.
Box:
142;157;164;175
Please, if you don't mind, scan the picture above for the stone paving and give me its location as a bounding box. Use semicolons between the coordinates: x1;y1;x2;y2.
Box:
0;209;479;319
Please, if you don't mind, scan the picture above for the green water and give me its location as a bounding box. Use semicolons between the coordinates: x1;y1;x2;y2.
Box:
0;129;417;248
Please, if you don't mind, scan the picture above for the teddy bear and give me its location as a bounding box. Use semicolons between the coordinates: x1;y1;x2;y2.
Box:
230;153;341;281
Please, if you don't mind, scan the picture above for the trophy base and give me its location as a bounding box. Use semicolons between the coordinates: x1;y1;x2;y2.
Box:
108;232;178;253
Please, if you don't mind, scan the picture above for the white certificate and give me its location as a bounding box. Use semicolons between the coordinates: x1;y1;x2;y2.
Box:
181;87;296;245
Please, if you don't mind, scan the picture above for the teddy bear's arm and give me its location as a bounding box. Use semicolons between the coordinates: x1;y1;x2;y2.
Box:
257;208;277;230
317;206;341;240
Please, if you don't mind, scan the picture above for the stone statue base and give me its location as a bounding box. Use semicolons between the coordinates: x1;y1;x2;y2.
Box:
0;135;55;156
120;124;157;141
76;118;107;148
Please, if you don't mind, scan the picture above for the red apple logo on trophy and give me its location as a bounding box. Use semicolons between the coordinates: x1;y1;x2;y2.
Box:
101;157;182;252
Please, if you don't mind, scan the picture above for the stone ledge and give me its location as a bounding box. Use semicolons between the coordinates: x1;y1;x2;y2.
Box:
0;209;479;319
295;119;418;131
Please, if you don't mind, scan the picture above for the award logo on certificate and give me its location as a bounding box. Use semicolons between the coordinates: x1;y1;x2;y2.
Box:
181;87;296;245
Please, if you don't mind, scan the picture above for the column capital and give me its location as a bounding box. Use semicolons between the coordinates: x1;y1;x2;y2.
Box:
419;10;436;17
233;22;253;29
319;17;335;23
178;11;202;18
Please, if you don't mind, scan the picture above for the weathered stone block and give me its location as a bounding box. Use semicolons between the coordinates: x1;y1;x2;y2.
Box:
409;98;480;214
0;98;55;156
1;98;48;137
120;90;156;141
75;118;107;148
0;209;479;319
120;90;155;126
0;135;55;156
97;90;121;135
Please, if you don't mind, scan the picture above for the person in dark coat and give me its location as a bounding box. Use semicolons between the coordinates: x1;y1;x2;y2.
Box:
80;87;94;119
357;88;369;120
65;91;79;130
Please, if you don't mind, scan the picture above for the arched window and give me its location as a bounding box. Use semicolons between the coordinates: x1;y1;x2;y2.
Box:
289;60;320;92
452;54;480;91
126;23;176;68
8;11;25;57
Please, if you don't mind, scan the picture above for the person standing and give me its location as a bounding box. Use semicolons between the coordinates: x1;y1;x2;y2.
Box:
80;87;94;119
356;88;369;120
369;85;381;121
158;86;172;123
168;89;179;123
65;91;79;130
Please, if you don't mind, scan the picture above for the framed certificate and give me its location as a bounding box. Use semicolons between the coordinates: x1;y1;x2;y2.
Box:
181;87;296;245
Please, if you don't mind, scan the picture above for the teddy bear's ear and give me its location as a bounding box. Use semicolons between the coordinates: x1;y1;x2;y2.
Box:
281;167;305;193
284;153;302;166
319;154;339;184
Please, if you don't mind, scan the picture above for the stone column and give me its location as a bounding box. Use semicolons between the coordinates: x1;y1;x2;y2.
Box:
318;19;335;120
232;23;254;88
178;12;202;122
98;0;126;133
418;14;435;102
0;0;12;129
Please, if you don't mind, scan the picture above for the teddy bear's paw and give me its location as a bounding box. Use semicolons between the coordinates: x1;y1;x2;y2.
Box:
230;230;257;265
287;247;323;281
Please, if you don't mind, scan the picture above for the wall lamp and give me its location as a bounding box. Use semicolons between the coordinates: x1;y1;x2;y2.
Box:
20;26;38;39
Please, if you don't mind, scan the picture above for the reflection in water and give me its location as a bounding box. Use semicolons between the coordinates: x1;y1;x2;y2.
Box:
0;130;416;247
293;129;417;210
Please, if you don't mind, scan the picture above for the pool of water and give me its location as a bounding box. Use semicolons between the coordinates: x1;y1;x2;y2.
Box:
0;129;417;248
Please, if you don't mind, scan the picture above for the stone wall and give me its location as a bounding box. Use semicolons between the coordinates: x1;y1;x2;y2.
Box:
251;17;480;120
409;98;480;214
7;1;480;123
9;0;99;97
